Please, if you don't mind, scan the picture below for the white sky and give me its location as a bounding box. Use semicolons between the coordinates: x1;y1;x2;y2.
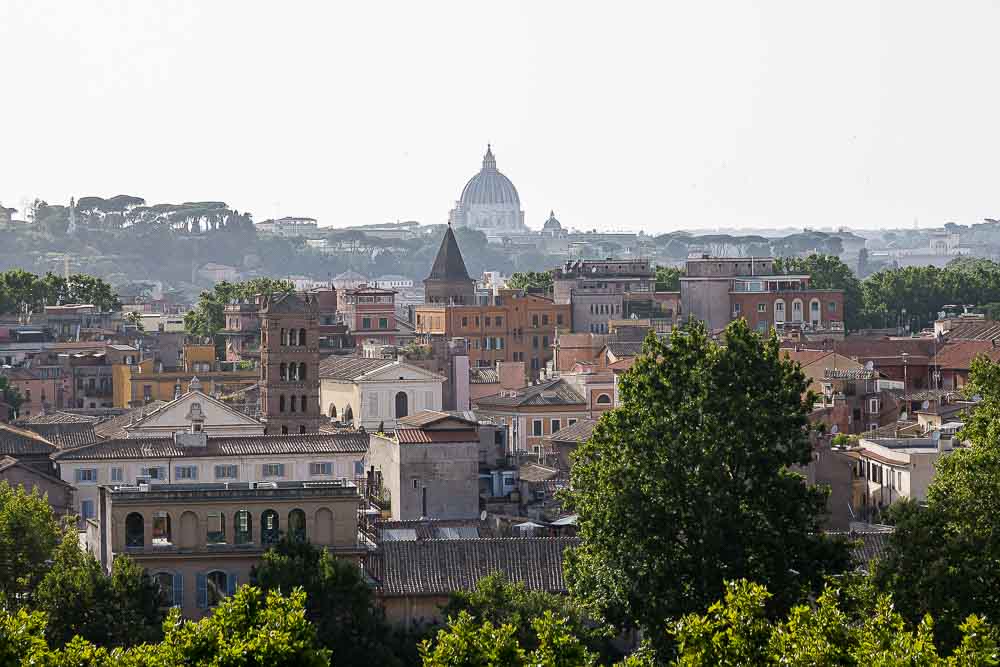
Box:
2;1;999;233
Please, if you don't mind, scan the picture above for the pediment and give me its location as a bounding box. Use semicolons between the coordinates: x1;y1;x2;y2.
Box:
126;391;261;431
360;362;445;383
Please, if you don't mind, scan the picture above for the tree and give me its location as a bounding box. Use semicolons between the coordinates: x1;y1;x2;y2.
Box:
441;573;615;661
123;311;145;333
251;537;401;666
34;531;165;648
563;320;851;655
654;265;683;292
419;610;598;667
0;586;330;666
508;271;554;292
0;481;61;610
774;254;862;330
0;376;24;415
875;354;1000;650
185;278;293;340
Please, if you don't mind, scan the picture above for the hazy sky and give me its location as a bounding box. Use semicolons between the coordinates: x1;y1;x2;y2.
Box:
2;1;999;233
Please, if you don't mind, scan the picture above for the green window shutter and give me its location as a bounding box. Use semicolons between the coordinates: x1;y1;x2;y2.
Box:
227;572;238;597
172;572;183;608
196;573;207;609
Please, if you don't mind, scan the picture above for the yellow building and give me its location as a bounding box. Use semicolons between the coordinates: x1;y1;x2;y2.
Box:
113;345;257;408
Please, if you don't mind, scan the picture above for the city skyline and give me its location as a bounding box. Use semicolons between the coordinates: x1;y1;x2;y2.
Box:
3;1;1000;233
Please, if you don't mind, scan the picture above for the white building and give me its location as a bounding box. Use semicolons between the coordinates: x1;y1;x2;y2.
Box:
853;435;957;511
374;275;414;290
123;386;265;439
318;357;445;431
255;217;319;237
448;145;527;238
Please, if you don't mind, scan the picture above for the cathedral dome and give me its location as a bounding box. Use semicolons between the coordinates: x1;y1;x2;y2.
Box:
458;145;521;207
542;211;562;232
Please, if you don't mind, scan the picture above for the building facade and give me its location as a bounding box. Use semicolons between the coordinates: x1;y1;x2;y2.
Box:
259;292;322;434
423;225;476;305
337;286;398;346
553;259;656;334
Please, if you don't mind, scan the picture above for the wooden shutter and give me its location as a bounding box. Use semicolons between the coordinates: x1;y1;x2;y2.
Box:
196;573;207;609
172;572;183;609
227;572;238;597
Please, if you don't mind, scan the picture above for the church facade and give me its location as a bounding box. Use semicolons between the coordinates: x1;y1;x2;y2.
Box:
448;145;526;236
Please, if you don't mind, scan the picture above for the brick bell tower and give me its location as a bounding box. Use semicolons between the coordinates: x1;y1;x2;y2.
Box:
259;292;322;434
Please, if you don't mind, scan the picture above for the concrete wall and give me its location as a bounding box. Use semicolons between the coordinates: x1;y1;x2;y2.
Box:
680;279;733;332
0;466;74;515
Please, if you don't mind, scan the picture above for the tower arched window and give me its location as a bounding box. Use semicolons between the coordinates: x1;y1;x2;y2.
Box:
301;395;309;412
298;363;306;381
279;395;286;412
280;328;287;346
279;363;287;381
299;328;307;346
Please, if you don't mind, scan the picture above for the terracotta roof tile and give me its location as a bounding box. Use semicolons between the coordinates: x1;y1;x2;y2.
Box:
395;429;478;444
934;340;1000;370
0;423;58;457
546;418;597;444
473;379;585;408
319;356;395;381
54;432;368;461
368;537;577;596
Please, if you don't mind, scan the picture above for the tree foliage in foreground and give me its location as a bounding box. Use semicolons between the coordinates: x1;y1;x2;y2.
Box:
251;537;404;666
563;320;851;654
0;481;61;610
0;586;329;666
876;354;1000;650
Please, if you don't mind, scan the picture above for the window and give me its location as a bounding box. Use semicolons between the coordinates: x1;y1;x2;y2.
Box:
557;314;564;326
207;512;226;543
261;510;280;544
568;418;577;426
310;462;333;476
532;315;539;327
532;419;543;436
379;318;388;329
551;418;561;433
75;468;98;483
533;336;539;349
542;314;549;325
354;460;365;476
140;466;166;480
869;398;881;414
596;394;612;405
152;511;171;545
462;317;468;327
155;572;177;607
395;391;408;419
204;570;230;608
234;510;252;545
362;317;372;329
812;301;821;312
542;335;549;348
143;385;153;402
288;509;307;542
125;512;143;546
757;303;766;313
733;302;741;315
175;465;198;480
495;316;503;327
828;301;838;312
897;470;902;489
215;465;238;480
262;463;285;478
485;316;491;326
111;467;123;482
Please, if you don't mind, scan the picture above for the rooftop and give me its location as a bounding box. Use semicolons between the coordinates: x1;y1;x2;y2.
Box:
319;356;395;381
54;432;369;461
367;537;577;596
473;378;586;409
109;479;359;503
546;418;597;443
0;422;58;457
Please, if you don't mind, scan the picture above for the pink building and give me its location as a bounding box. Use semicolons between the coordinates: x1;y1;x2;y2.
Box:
336;286;398;346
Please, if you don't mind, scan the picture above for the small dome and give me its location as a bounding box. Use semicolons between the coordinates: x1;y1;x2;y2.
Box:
543;210;562;231
458;145;521;208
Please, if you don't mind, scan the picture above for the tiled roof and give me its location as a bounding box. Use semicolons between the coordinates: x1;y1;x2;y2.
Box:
470;367;499;384
833;337;936;361
54;432;369;461
369;537;578;596
93;402;168;440
397;410;478;428
604;341;644;358
473;379;585;408
827;529;895;570
934;341;1000;370
0;456;74;488
396;429;477;444
377;519;484;541
23;411;100;425
0;423;58;457
518;463;561;483
546;418;597;444
18;422;100;449
780;349;833;366
319;356;395;381
427;226;472;282
943;320;1000;341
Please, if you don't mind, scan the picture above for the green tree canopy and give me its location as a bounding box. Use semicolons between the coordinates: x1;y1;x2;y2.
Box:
654;265;683;292
34;532;164;648
507;271;554;292
184;278;293;354
0;481;61;610
563;320;851;655
250;537;402;666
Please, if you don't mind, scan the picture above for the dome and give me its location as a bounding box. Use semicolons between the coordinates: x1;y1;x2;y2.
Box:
543;210;562;231
458;145;521;207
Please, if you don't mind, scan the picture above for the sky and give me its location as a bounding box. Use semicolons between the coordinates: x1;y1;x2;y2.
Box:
2;1;999;233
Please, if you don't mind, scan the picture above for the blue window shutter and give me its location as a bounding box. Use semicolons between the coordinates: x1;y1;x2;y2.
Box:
74;469;81;482
172;572;183;609
192;467;198;480
196;573;207;609
227;572;237;597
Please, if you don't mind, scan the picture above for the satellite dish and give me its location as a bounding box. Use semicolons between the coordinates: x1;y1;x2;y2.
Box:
864;361;874;370
922;400;930;410
480;510;487;521
831;424;839;434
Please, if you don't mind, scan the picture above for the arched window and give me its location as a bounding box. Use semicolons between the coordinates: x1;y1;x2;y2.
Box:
280;328;286;346
279;362;287;381
125;512;144;547
290;396;296;413
261;510;280;544
298;362;307;381
207;511;226;544
299;328;307;346
154;572;175;607
234;510;252;545
206;570;229;607
329;404;337;419
281;425;288;435
152;511;172;545
279;395;286;412
288;509;306;542
344;405;353;424
395;391;408;419
301;395;309;413
299;425;306;434
596;394;612;405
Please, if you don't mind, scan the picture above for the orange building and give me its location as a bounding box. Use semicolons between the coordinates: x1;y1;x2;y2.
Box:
414;290;570;377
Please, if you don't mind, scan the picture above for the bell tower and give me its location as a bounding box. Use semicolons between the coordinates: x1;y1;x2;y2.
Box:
259;292;322;434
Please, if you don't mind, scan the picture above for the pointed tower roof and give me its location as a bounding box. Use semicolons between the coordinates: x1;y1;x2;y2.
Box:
427;225;471;281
